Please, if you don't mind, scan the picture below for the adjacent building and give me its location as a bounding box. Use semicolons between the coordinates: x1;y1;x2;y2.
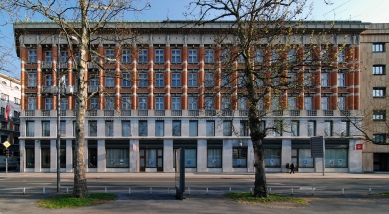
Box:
13;21;368;173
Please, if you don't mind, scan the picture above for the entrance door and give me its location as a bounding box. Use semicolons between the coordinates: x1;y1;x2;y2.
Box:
139;148;163;172
374;153;389;171
291;149;298;171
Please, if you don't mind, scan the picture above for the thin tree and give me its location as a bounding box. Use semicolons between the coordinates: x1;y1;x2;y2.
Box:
5;0;149;197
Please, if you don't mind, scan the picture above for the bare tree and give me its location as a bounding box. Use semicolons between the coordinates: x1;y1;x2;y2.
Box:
5;0;149;197
187;0;341;197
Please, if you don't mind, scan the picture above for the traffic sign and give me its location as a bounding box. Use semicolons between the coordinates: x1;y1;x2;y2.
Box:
3;141;10;149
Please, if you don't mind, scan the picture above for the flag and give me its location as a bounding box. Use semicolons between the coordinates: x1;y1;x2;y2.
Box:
4;102;13;121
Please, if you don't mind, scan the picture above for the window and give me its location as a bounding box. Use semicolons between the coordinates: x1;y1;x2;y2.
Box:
60;121;66;137
88;148;97;168
373;110;386;120
106;149;129;168
222;73;230;87
308;121;316;136
26;148;35;168
188;97;197;110
274;120;282;136
45;51;52;62
122;121;131;136
325;149;347;168
271;50;278;62
237;54;245;63
304;97;312;110
288;97;296;110
155;121;164;136
105;73;114;87
206;121;215;136
45;75;53;86
324;121;333;136
172;120;181;136
155;97;164;110
271;96;280;110
238;73;245;87
15;97;21;105
122;49;131;63
155;49;164;63
223;121;232;136
208;148;222;168
205;73;214;87
338;97;346;110
298;149;314;168
373;65;385;75
321;73;329;87
321;49;328;62
288;49;296;62
321;97;329;110
28;97;36;110
105;121;113;136
155;73;164;87
338;49;345;62
304;48;312;62
222;97;230;110
205;97;214;110
172;97;181;110
89;97;99;110
42;121;50;136
105;97;114;110
138;97;147;110
28;73;37;87
238;97;247;110
26;121;34;136
338;73;345;87
60;51;68;63
291;121;299;136
41;148;50;168
205;49;214;63
255;49;263;63
122;97;131;110
188;73;197;87
172;73;181;87
373;134;386;143
265;149;281;168
373;87;386;97
122;73;131;87
372;43;384;52
304;73;312;87
45;98;53;110
287;72;296;86
138;73;148;87
233;148;247;168
240;120;249;136
189;121;198;136
139;120;147;136
73;121;77;137
172;49;181;63
222;49;229;62
105;49;114;62
138;49;148;63
28;49;37;62
340;121;350;137
89;121;97;136
188;49;197;63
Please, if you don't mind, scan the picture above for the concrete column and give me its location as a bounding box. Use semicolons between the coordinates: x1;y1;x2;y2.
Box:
197;140;207;172
282;140;292;173
66;140;72;172
50;140;56;172
129;140;138;172
34;140;41;172
247;140;254;173
163;139;173;172
222;140;233;172
97;140;105;172
349;139;362;172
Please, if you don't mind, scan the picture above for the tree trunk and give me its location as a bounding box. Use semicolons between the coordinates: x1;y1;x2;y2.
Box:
253;139;268;197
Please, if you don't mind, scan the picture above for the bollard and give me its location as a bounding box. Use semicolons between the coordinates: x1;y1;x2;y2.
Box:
150;187;152;195
312;187;315;195
105;187;107;193
23;187;25;195
269;188;272;194
129;188;131;195
206;187;209;194
369;188;371;195
188;187;191;195
342;187;344;195
43;187;45;195
66;188;69;194
229;187;231;193
291;188;293;195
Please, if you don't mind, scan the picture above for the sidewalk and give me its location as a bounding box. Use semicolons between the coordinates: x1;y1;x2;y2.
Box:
1;171;389;179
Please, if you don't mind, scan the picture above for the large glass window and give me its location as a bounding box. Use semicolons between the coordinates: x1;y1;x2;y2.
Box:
105;49;114;62
189;121;198;136
188;97;197;110
42;121;50;136
122;49;131;63
106;149;129;168
206;121;215;136
172;120;181;136
155;97;164;110
324;121;333;136
291;121;299;136
205;97;214;110
155;121;164;136
106;73;114;87
222;97;230;110
122;121;131;136
45;98;53;110
27;97;36;110
188;49;197;63
45;51;52;62
105;121;113;136
122;73;131;87
88;148;97;168
325;149;347;168
26;121;34;136
341;121;350;137
338;97;346;110
185;149;197;168
41;148;50;168
139;120;147;136
90;97;99;110
28;73;37;87
155;49;164;63
172;49;181;63
298;149;314;168
208;149;222;168
233;148;247;168
60;121;66;137
60;51;68;63
304;97;312;110
172;97;181;110
205;49;214;63
89;121;97;136
264;148;281;168
223;121;232;136
26;148;35;168
28;49;37;62
105;97;114;110
338;49;345;62
274;120;282;136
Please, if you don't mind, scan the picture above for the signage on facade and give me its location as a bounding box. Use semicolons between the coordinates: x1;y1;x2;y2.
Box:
355;144;363;150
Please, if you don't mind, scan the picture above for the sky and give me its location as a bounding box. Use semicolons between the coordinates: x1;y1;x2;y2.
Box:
1;0;389;79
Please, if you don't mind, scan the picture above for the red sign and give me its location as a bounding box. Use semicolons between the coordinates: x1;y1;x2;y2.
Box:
355;144;363;150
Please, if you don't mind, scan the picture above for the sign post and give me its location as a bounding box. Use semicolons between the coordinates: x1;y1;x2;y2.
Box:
3;141;10;175
310;136;325;176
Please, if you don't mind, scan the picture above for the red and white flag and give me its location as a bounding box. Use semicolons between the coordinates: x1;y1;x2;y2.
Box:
4;102;13;121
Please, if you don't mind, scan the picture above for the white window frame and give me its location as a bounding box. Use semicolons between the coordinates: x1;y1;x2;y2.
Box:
122;49;131;63
138;49;148;63
155;49;164;63
172;49;181;63
205;49;214;63
172;73;181;87
188;49;197;63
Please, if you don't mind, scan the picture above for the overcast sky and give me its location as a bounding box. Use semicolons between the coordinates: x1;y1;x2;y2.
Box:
1;0;389;78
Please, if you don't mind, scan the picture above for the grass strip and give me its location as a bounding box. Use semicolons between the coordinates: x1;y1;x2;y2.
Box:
224;192;307;205
38;193;116;208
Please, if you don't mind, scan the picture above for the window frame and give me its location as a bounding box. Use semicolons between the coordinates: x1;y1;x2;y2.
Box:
42;121;50;137
171;73;181;87
372;43;385;52
155;73;164;87
373;87;386;98
155;49;164;63
171;49;181;63
188;49;197;63
138;49;148;63
373;65;385;75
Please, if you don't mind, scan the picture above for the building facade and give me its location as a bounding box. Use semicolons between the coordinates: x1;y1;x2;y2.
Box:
14;21;368;173
360;23;389;171
0;73;21;155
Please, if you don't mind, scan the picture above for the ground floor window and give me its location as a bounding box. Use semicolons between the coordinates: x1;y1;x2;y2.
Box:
207;148;222;168
264;148;281;168
41;148;50;168
140;148;163;171
106;149;129;168
60;148;66;168
173;148;197;168
233;147;247;168
88;148;97;168
26;148;34;168
325;149;347;168
298;149;314;168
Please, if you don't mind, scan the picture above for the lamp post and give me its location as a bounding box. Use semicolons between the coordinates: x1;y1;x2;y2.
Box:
56;32;62;193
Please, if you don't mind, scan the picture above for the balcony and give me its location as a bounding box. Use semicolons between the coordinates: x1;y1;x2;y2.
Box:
340;110;350;116
41;61;52;68
155;110;165;116
121;110;131;116
188;110;199;116
289;110;300;117
41;110;51;116
307;110;317;116
58;62;67;69
171;110;182;116
24;110;35;116
222;110;233;116
239;110;248;117
88;85;99;93
60;110;67;116
88;62;99;69
104;110;114;116
205;110;216;116
324;110;334;116
138;110;148;116
87;110;97;116
272;110;283;116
